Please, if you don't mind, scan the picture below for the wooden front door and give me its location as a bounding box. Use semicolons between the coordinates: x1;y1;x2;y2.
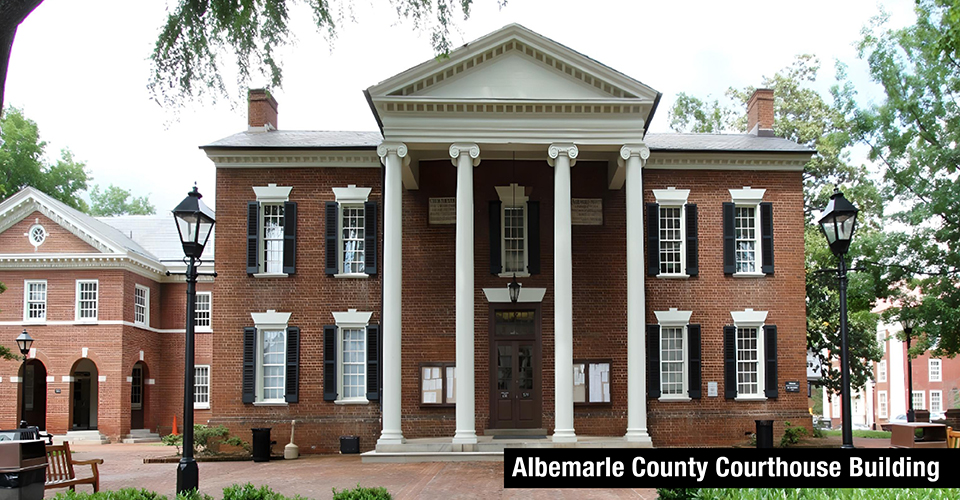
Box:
490;307;541;429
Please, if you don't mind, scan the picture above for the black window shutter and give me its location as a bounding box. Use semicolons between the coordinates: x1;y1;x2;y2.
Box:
489;200;502;274
688;324;702;399
722;202;736;274
760;202;775;275
527;201;540;275
325;202;339;275
646;203;660;276
685;204;699;276
246;202;259;274
364;201;378;275
285;326;300;403
323;325;337;401
366;324;380;400
764;325;778;398
724;325;737;399
646;324;661;398
242;327;256;403
283;202;297;275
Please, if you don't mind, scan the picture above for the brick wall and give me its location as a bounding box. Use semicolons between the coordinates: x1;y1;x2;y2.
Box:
0;211;99;254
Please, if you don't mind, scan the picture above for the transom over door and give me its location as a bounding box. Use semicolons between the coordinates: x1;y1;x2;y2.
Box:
489;308;541;429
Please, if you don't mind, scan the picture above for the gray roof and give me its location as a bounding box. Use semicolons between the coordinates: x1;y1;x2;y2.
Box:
99;215;215;263
645;133;813;153
202;130;382;149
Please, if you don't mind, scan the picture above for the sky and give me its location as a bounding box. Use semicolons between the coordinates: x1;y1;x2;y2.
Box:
5;0;917;213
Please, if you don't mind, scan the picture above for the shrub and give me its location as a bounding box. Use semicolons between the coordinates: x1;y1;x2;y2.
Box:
779;421;807;448
332;485;391;500
222;483;302;500
655;488;699;500
162;425;250;457
53;489;175;500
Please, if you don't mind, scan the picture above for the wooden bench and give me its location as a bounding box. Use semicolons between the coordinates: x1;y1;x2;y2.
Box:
44;442;103;492
948;426;960;449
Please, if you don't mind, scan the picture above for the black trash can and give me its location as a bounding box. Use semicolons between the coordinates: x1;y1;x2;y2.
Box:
252;428;272;462
340;436;360;454
0;439;47;500
755;420;774;449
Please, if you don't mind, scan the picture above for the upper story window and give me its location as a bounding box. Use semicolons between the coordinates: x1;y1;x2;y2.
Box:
76;280;98;322
929;359;942;382
878;330;887;353
724;188;774;277
134;285;149;326
23;280;47;322
725;309;777;400
490;184;540;277
878;391;888;419
647;188;697;277
247;184;296;277
243;310;299;405
912;390;925;410
878;360;887;383
326;186;377;277
195;292;212;332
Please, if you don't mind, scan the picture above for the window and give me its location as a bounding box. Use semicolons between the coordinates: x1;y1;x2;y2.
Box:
878;360;887;383
659;207;683;274
195;292;212;332
24;364;34;411
261;329;286;401
661;326;685;395
23;280;46;322
831;393;840;417
131;365;142;410
929;359;942;382
420;363;456;406
724;188;773;276
248;184;296;277
497;184;529;276
647;188;697;277
878;330;887;353
912;391;925;411
134;285;149;326
737;326;761;395
76;280;98;321
726;308;774;400
327;310;375;404
573;361;611;404
327;185;376;277
244;310;296;405
341;327;366;399
27;223;46;248
931;390;943;414
649;308;696;400
195;365;210;409
878;391;888;419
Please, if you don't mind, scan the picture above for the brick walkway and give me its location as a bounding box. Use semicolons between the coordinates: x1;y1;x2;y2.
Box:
65;443;660;500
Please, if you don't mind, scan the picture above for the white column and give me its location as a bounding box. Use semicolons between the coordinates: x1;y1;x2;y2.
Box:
621;144;653;444
548;143;578;443
450;143;480;445
377;141;408;446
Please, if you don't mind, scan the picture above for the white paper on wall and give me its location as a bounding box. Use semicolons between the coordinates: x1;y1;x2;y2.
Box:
424;392;437;403
432;367;440;379
589;366;602;402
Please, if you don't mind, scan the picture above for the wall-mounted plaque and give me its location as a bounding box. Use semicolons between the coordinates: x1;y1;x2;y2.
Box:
572;198;602;225
429;197;457;224
785;381;801;393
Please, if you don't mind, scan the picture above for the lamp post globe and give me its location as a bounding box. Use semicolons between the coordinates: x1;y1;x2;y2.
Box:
16;330;33;356
173;186;216;259
817;187;859;450
508;274;522;303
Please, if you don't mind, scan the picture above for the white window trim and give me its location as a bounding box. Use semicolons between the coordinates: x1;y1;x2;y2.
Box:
929;359;942;382
251;310;291;405
194;365;211;410
655;308;692;401
27;223;46;248
878;360;886;383
653;188;691;279
496;184;530;278
729;187;766;278
333;185;373;278
75;279;99;322
252;184;292;278
731;308;768;401
931;390;943;414
333;309;373;404
253;184;293;204
23;280;47;323
878;390;888;419
134;284;150;327
195;292;213;333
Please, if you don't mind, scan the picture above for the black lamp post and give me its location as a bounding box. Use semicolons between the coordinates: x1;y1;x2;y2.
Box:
16;330;34;429
172;186;215;494
900;314;917;423
818;187;859;450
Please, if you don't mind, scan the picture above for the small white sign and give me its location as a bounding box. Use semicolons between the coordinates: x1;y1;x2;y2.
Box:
429;197;457;224
707;382;718;397
572;198;603;225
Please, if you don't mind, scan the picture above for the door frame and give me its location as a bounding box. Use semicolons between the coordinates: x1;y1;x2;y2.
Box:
488;302;542;429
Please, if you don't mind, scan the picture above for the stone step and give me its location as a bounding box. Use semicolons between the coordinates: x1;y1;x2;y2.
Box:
121;431;162;444
361;450;503;463
54;430;110;445
482;428;548;437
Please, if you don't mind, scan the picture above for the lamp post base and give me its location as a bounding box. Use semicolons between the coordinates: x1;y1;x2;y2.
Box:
176;458;199;494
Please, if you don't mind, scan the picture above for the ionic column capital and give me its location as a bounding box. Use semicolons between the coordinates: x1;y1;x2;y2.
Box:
449;143;481;167
618;143;650;167
547;143;578;167
377;142;410;166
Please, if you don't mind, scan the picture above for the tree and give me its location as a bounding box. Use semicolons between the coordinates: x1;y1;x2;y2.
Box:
667;55;884;394
0;281;16;361
841;0;960;357
0;0;43;117
0;106;89;210
89;184;156;216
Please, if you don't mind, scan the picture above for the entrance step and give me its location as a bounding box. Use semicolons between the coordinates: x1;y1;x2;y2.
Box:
54;430;110;445
122;429;161;443
362;450;503;463
482;428;548;438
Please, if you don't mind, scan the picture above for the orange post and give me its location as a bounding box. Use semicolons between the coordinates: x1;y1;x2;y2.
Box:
172;415;179;436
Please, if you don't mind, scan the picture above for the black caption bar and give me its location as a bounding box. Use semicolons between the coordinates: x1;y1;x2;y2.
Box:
503;448;958;489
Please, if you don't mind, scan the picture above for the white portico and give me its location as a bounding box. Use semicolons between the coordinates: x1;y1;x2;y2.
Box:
366;24;659;452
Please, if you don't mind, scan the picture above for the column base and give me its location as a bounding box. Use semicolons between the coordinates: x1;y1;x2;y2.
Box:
377;431;406;446
452;431;478;445
625;428;653;445
551;429;578;443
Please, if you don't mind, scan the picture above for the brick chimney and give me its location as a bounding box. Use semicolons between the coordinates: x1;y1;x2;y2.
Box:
248;88;278;131
746;88;774;137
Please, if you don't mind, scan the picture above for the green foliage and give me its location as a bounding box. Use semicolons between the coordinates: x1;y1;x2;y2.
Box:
0;281;14;361
694;489;957;499
668;93;733;134
53;488;171;500
222;483;303;500
177;491;214;500
0;107;89;210
656;488;700;500
331;484;391;500
823;429;891;439
89;184;155;216
161;425;249;457
779;421;808;448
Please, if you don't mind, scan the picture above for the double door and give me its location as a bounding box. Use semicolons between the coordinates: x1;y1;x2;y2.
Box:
489;307;541;429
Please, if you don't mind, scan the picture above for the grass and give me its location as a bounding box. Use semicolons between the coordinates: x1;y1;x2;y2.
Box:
822;429;891;439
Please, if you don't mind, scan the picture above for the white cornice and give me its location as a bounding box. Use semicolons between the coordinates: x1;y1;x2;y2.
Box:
655;308;693;326
206;151;381;169
729;187;767;205
253;184;293;202
731;309;768;326
645;153;808;171
251;310;292;329
0;195;122;254
0;253;166;279
333;185;372;203
0;319;188;334
653;188;691;206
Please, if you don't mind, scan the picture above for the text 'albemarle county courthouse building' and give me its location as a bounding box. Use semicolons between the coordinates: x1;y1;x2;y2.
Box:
199;24;812;456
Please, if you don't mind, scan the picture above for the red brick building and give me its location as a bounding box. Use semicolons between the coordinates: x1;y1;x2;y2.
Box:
0;187;215;443
201;24;811;455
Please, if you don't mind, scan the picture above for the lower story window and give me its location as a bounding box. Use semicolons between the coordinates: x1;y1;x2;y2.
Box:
261;330;286;401
131;366;143;410
660;327;684;396
573;360;611;404
931;390;942;414
737;327;760;396
912;390;925;411
195;365;210;409
878;390;888;419
341;327;366;399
